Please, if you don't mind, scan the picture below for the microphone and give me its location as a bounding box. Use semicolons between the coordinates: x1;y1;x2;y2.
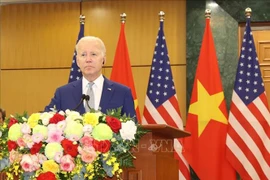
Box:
73;94;86;111
84;95;91;111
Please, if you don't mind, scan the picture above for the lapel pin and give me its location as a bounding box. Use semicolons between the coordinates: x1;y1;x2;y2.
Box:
107;88;112;91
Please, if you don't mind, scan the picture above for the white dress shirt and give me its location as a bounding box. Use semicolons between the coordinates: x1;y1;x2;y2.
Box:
82;75;104;111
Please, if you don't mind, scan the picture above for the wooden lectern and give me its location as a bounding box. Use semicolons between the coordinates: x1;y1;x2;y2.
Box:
121;124;190;180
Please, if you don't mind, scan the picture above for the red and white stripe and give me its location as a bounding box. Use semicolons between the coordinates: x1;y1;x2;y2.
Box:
226;91;270;180
142;95;190;180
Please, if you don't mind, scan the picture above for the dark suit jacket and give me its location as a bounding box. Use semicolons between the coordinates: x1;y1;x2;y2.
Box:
44;77;136;118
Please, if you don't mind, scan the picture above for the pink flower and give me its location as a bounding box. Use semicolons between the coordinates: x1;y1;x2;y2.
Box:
80;136;93;147
81;151;97;163
47;130;64;143
37;153;47;164
9;150;22;163
32;133;44;144
21;123;31;134
79;146;97;163
60;154;75;172
17;137;26;147
54;151;63;163
20;154;40;172
23;134;34;148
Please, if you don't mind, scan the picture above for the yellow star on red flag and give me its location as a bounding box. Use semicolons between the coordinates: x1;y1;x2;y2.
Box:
189;80;228;136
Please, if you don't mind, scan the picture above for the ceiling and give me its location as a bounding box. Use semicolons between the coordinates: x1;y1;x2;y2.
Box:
0;0;82;5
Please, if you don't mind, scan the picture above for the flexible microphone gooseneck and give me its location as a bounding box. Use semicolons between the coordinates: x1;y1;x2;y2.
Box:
73;94;87;111
84;95;91;111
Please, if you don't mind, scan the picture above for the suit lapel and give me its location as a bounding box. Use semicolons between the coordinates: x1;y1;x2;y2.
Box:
72;79;85;114
99;77;114;112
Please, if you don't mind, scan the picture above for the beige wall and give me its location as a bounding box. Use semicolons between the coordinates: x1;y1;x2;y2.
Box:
0;0;187;123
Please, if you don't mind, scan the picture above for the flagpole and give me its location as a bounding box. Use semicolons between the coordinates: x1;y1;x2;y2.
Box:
68;14;85;83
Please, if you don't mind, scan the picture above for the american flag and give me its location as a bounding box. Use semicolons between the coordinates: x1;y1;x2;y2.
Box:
68;20;84;83
226;17;270;179
142;21;190;180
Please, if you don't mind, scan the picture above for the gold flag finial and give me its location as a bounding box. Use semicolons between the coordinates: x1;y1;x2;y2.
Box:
245;7;252;18
205;9;211;19
120;13;126;23
80;15;85;24
159;11;165;21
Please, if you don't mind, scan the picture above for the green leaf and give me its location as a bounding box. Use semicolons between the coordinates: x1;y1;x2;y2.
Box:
118;153;135;168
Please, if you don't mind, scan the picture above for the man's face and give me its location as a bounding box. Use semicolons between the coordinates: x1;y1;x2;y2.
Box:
76;39;105;80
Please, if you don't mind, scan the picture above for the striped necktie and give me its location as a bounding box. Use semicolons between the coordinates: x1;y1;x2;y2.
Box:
85;82;94;112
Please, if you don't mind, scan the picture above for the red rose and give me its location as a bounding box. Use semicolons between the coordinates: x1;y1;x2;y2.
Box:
30;142;43;154
106;116;121;133
61;139;78;157
8;118;18;129
37;171;56;180
49;113;65;124
7;140;18;152
93;139;111;153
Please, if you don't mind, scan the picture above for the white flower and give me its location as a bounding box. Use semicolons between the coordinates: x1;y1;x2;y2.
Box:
21;123;31;134
83;124;93;133
120;121;137;140
58;110;65;116
40;112;54;125
47;124;57;132
57;120;67;131
65;111;82;122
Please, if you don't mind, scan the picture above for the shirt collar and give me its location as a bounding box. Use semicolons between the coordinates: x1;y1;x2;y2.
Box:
82;75;104;90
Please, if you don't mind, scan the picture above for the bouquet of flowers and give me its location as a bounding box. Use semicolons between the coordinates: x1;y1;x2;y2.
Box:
0;108;147;180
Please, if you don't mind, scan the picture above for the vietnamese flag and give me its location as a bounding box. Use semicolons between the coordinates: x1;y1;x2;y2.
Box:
110;21;141;122
182;15;236;179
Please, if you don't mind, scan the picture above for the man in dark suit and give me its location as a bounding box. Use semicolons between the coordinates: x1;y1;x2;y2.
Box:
45;36;136;119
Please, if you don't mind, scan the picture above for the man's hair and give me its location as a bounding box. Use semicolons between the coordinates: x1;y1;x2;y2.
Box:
75;36;106;56
0;108;6;120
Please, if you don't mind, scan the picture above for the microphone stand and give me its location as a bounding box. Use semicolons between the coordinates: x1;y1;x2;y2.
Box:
73;94;86;111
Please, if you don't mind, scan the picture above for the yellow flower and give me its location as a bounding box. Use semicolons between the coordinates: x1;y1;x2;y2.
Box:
3;123;7;128
83;112;99;127
106;156;116;166
42;160;59;173
8;123;22;141
92;123;113;140
44;143;63;160
33;125;48;138
86;163;94;172
112;162;120;174
64;120;83;140
27;113;40;128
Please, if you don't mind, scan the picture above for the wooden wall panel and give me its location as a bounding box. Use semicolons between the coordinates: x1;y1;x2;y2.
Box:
82;0;186;66
0;0;187;124
0;2;80;69
1;69;69;116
